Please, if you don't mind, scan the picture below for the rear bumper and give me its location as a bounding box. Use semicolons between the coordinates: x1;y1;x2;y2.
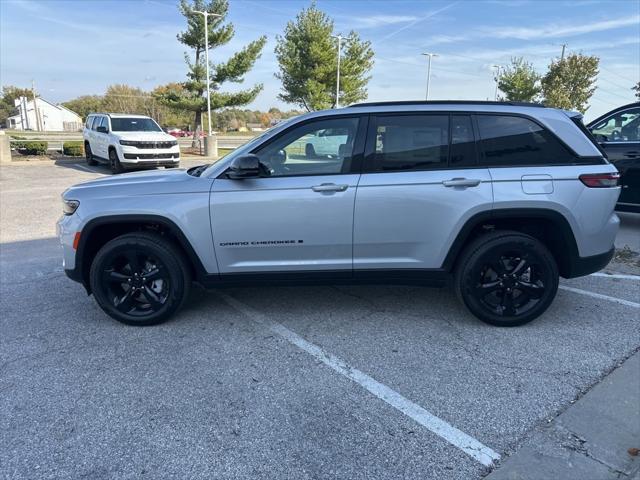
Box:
564;247;615;279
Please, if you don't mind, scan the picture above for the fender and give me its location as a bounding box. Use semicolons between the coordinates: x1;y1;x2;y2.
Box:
73;214;209;290
441;208;580;276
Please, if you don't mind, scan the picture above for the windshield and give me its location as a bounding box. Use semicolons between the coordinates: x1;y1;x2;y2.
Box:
110;117;162;132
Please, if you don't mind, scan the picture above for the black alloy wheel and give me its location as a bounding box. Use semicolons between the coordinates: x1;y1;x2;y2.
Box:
455;231;559;327
85;143;97;166
90;233;191;326
109;148;124;174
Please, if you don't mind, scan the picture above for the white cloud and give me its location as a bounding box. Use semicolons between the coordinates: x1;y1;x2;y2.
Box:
487;15;640;40
353;15;420;28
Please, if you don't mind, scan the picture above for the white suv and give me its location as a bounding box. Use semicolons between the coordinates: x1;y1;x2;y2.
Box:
83;113;180;173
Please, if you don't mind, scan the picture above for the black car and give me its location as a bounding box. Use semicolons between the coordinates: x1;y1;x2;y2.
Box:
587;102;640;213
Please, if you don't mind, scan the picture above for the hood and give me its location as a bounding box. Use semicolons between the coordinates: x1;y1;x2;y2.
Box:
115;131;176;142
63;168;211;199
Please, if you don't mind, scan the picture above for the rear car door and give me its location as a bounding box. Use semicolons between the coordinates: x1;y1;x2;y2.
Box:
353;113;493;272
210;115;366;275
589;106;640;210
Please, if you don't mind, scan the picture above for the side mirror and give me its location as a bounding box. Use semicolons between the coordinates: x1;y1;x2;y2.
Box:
96;126;108;134
227;154;260;179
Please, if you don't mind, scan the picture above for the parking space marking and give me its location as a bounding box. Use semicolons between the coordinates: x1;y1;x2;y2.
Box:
73;164;98;173
590;272;640;281
217;291;501;467
559;285;640;308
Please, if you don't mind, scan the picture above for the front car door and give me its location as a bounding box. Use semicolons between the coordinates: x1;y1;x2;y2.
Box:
589;106;640;211
353;113;493;274
210;115;367;276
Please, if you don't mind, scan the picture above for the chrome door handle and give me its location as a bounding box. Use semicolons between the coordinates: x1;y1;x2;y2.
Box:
311;183;348;192
442;178;481;187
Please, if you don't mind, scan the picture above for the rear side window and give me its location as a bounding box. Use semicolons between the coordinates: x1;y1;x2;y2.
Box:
477;115;575;166
372;115;449;171
450;115;478;167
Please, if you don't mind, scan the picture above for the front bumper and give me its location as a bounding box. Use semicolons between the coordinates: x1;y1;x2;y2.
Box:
119;145;180;165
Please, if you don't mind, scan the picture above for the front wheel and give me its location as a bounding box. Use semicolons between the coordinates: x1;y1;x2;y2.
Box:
455;231;559;327
109;148;125;174
89;233;191;326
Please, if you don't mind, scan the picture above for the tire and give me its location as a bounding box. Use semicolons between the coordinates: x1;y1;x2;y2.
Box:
85;143;97;166
89;232;191;326
109;148;125;174
454;231;559;327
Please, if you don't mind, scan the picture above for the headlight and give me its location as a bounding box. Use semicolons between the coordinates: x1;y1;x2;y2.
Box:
169;140;178;146
119;140;138;146
63;199;80;215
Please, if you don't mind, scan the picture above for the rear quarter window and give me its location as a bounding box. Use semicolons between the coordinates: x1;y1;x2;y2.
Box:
477;115;575;166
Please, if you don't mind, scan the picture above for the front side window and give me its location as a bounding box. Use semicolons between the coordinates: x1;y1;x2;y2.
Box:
85;116;93;129
477;115;574;166
110;117;162;132
590;108;640;142
372;115;449;172
450;115;478;167
254;117;359;177
91;116;102;131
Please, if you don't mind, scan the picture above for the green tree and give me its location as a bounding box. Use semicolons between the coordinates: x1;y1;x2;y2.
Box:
156;0;266;131
62;95;104;120
0;85;33;125
275;2;374;111
541;53;599;113
633;81;640;100
497;57;541;102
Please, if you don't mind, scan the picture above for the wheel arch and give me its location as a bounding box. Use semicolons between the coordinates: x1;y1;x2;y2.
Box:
75;214;207;293
442;208;580;278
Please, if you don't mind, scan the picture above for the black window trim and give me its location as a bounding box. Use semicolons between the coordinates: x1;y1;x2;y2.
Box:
588;106;640;146
217;113;369;179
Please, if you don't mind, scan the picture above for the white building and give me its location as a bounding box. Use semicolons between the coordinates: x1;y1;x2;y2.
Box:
6;97;82;132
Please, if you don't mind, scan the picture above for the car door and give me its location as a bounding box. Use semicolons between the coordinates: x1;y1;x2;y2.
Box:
589;106;640;209
210;115;367;275
353;113;493;272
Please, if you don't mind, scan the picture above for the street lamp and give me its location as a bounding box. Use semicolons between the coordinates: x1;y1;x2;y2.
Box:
332;34;347;108
193;10;222;136
492;64;502;101
422;53;438;100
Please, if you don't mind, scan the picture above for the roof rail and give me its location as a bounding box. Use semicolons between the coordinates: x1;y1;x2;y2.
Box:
347;100;546;108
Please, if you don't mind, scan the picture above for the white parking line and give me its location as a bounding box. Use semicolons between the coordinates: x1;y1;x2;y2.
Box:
216;291;501;467
590;272;640;281
74;164;97;173
559;285;640;308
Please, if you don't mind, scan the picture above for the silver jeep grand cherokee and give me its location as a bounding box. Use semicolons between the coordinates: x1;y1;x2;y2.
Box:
58;101;620;327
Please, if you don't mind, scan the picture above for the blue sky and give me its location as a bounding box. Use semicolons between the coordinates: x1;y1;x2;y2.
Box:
1;0;638;120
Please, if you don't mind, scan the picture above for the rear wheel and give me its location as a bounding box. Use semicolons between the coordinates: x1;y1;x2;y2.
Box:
85;143;97;166
109;148;124;174
89;233;191;326
455;231;559;327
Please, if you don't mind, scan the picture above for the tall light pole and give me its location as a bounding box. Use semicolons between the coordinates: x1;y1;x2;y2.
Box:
422;53;438;100
332;34;346;108
492;64;502;101
193;10;222;136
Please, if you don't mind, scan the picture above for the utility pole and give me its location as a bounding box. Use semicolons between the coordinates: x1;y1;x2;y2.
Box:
31;80;42;131
560;43;567;61
332;34;346;108
193;10;222;136
491;65;502;101
422;53;438;100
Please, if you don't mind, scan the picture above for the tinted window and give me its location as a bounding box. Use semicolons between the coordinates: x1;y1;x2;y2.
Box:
255;117;359;177
450;115;477;167
477;115;574;166
110;117;162;132
373;115;448;172
590;108;640;142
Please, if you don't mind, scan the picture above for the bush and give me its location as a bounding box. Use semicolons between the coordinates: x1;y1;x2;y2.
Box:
63;141;84;156
12;141;48;155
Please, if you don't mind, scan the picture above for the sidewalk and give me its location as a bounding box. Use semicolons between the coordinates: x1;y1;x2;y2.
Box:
487;351;640;480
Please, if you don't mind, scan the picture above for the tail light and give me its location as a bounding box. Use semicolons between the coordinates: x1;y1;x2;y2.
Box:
579;172;620;188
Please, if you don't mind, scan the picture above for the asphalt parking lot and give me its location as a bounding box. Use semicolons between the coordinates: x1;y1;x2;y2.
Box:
1;160;639;479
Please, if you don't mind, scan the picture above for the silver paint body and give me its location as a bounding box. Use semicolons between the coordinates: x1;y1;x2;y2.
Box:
59;104;620;275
